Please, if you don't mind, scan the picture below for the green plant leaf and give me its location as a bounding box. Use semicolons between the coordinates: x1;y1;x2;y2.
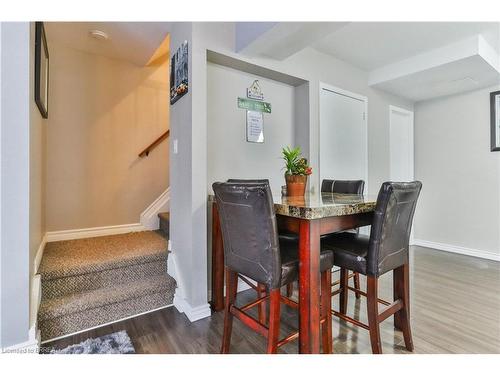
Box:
281;146;311;176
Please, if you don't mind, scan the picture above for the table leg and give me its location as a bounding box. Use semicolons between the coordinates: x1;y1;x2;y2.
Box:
211;202;225;311
298;219;321;354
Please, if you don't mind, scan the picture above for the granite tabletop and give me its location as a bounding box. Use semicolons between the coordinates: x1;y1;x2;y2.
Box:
274;192;376;219
209;191;377;220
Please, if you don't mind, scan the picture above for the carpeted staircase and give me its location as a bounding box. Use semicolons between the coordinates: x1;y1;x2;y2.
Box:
38;213;175;342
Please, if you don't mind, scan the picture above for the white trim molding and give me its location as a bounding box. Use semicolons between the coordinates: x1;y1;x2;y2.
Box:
140;187;170;230
33;233;47;273
173;295;211;322
46;223;146;242
413;239;500;262
169;253;211;322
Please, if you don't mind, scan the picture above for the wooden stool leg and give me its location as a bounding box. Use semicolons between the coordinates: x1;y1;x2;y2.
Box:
339;268;349;315
353;272;361;299
257;283;267;325
221;268;238;354
367;276;382;354
286;283;294;298
321;270;333;354
393;269;402;330
266;289;281;354
394;264;414;351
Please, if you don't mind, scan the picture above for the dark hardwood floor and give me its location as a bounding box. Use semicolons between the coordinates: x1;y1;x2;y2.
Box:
41;246;500;354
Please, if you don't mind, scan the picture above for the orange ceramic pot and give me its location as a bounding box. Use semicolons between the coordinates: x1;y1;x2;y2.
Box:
285;174;307;196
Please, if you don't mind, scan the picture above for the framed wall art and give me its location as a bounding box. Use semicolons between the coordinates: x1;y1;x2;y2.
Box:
35;21;49;119
170;40;189;105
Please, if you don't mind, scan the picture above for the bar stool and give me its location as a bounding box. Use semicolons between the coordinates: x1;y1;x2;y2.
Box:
320;179;365;299
322;181;422;354
227;179;270;324
213;181;334;354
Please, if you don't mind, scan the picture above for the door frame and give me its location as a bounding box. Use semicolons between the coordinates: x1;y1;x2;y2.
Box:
389;105;415;243
319;82;369;195
389;105;415;181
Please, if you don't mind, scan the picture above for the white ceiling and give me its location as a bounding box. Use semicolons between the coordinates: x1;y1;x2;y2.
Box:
372;54;500;101
45;22;171;66
313;22;500;71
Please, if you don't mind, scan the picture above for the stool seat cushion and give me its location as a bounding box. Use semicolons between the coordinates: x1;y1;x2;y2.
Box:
321;232;369;275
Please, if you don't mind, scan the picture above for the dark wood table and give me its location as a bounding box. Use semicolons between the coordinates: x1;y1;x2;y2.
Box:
210;192;376;353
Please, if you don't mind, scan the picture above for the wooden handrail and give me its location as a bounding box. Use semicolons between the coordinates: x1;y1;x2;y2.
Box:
138;130;170;157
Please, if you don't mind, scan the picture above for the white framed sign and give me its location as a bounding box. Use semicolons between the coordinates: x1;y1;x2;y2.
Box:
247;80;264;100
246;110;264;143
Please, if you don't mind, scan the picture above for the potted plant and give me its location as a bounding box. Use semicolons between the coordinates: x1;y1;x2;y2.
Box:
282;146;312;196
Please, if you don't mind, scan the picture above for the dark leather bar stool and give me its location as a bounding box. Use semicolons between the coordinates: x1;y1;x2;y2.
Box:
322;181;422;354
226;179;270;324
213;181;334;354
321;179;365;299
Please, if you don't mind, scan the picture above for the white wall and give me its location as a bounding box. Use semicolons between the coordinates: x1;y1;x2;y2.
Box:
207;62;295;192
414;85;500;259
0;22;31;348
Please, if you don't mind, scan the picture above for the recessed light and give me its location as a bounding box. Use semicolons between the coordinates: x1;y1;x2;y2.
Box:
89;30;109;41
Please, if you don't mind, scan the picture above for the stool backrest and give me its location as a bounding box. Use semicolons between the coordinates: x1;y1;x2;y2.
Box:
321;179;365;195
368;181;422;276
212;181;281;289
227;179;270;184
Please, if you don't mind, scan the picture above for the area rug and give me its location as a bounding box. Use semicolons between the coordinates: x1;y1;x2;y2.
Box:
50;331;135;354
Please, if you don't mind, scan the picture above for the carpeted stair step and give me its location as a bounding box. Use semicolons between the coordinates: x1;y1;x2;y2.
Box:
158;212;169;237
41;259;167;300
39;231;168;280
39;273;176;341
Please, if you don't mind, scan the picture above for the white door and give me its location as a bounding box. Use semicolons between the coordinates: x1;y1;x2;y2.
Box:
389;106;414;182
319;84;368;194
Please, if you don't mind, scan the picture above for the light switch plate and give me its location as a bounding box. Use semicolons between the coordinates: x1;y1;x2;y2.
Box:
173;139;178;154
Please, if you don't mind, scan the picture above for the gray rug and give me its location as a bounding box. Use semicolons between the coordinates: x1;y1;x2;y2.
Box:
50;331;135;354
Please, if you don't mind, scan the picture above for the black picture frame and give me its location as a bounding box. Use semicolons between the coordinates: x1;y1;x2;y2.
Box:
491;90;500;152
35;22;49;119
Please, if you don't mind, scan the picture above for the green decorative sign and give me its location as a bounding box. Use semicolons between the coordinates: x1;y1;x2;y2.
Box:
238;97;271;113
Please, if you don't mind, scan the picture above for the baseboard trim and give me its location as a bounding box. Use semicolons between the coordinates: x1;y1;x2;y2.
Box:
413;239;500;262
33;233;47;274
140;188;170;230
40;304;174;345
46;223;147;242
173;294;211;322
